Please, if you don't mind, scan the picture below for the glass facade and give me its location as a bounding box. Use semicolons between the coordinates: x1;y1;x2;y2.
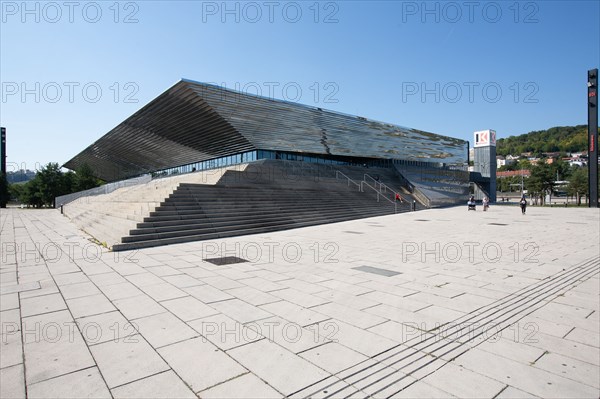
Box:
150;150;468;179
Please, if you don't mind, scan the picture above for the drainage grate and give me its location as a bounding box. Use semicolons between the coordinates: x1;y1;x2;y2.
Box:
204;256;249;265
488;223;509;226
352;266;401;277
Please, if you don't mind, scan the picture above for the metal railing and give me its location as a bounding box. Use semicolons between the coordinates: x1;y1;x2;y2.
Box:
335;170;362;190
411;187;431;208
360;180;397;213
364;174;404;196
55;174;152;207
391;165;432;208
334;170;398;213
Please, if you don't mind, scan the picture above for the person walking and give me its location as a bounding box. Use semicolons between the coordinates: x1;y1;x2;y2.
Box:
483;196;489;211
519;195;527;215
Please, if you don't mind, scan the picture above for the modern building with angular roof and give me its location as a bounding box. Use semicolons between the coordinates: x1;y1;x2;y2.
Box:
60;79;473;250
64;79;468;182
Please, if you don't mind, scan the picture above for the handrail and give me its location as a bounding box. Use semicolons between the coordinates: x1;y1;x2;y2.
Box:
55;174;152;207
335;170;361;190
364;174;387;193
363;174;403;197
391;164;432;208
411;186;431;208
360;181;397;213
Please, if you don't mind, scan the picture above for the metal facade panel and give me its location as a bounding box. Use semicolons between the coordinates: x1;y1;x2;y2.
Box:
188;80;467;164
64;82;255;181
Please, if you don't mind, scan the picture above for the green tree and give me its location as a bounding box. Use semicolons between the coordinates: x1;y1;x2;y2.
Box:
63;171;77;195
568;167;588;206
551;159;571;182
36;163;69;207
8;182;25;203
497;125;592;157
75;163;101;191
517;159;531;170
25;177;44;208
527;163;555;205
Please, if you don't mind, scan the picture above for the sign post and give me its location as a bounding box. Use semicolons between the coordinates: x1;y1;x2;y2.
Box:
588;69;598;207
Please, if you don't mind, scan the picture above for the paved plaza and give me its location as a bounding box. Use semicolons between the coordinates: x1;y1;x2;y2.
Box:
1;205;599;398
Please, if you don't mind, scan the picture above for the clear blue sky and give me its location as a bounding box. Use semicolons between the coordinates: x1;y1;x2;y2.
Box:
1;0;599;172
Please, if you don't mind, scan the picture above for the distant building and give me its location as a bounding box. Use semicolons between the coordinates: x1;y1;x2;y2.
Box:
496;155;516;169
542;152;561;158
497;170;531;178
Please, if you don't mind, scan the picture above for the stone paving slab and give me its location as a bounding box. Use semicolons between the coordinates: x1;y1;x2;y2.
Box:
89;334;169;388
227;339;330;395
158;337;247;393
0;206;598;398
198;372;282;398
110;370;196;399
25;367;111;399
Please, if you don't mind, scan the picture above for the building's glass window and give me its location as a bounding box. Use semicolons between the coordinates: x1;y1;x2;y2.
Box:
149;149;467;182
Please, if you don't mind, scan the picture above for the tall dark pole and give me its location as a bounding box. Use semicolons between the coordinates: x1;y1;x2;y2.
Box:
1;127;6;208
588;69;598;207
0;127;5;177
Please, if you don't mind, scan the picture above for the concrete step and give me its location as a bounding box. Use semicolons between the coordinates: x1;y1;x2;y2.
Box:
113;210;394;251
144;202;395;222
153;198;385;212
132;205;393;236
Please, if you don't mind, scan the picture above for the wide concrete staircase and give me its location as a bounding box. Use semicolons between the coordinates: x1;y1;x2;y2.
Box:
111;160;410;251
393;164;470;207
63;165;249;247
63;159;417;251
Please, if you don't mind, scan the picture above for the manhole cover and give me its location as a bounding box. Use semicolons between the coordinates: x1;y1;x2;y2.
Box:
488;223;508;226
414;219;430;222
352;266;401;277
204;256;249;265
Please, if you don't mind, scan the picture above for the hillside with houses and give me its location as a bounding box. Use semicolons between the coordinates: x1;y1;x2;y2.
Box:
490;125;598;205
